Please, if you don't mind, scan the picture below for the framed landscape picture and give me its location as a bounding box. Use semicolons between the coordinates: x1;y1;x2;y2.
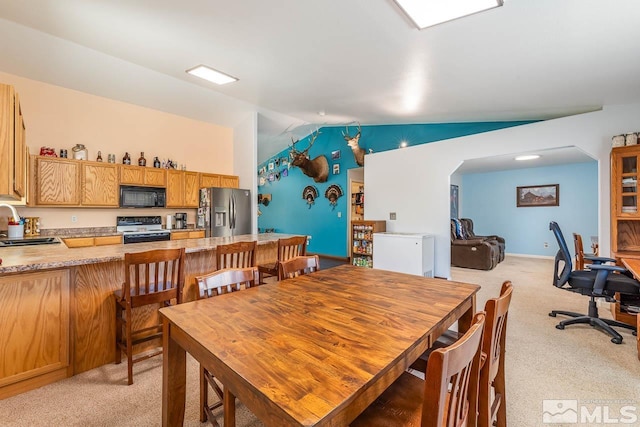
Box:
516;184;559;207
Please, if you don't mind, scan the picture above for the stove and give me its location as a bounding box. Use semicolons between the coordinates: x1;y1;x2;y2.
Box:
117;216;171;244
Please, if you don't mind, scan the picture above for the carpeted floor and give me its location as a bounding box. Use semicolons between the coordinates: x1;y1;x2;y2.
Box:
0;256;638;426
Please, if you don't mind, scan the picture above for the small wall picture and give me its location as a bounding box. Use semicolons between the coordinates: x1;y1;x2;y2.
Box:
333;164;340;175
516;184;559;207
268;162;275;171
331;150;341;160
282;168;288;177
450;185;459;219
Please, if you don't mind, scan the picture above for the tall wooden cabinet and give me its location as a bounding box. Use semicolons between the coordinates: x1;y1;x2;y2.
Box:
351;220;386;268
0;84;27;200
610;145;640;327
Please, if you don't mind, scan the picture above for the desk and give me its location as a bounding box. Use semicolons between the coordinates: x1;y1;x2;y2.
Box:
619;259;640;360
160;264;479;426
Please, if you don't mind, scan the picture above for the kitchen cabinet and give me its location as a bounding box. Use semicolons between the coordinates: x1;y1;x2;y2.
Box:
81;162;119;206
119;165;166;187
0;270;70;399
220;174;239;188
36;157;81;205
171;230;205;240
166;170;199;208
200;173;221;188
351;220;386;268
0;84;27;200
64;235;122;248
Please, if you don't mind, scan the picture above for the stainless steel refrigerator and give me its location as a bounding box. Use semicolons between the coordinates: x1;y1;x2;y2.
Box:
198;187;252;237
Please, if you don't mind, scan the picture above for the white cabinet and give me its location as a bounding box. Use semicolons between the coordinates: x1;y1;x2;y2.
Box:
373;232;435;277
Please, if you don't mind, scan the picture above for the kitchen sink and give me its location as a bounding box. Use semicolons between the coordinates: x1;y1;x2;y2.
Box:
0;237;61;247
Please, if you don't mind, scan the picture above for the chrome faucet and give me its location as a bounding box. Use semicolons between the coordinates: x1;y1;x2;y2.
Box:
0;203;21;223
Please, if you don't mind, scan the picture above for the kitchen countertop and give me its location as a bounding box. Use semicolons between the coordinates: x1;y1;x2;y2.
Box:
0;233;292;274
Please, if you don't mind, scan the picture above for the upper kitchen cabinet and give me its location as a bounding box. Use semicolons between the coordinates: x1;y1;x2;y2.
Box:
81;162;119;206
220;174;239;189
120;165;166;187
0;84;27;200
36;157;81;205
166;170;199;208
200;173;221;188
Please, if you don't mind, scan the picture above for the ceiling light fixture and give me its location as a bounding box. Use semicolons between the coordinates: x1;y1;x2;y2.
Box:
394;0;503;30
515;155;541;161
186;65;238;85
399;141;408;148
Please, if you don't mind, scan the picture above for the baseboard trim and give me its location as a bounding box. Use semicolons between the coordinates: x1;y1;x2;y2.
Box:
506;253;555;260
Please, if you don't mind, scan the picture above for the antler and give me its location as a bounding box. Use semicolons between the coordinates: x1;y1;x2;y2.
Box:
342;122;362;140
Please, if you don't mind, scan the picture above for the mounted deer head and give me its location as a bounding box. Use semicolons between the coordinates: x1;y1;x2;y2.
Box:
289;130;329;183
343;123;367;167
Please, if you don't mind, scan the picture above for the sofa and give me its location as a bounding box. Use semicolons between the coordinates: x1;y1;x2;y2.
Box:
450;219;501;270
460;218;505;262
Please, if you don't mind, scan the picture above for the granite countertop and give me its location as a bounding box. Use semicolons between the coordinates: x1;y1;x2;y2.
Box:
0;233;292;274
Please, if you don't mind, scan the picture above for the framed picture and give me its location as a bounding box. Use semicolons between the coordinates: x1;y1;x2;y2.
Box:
268;162;275;171
331;150;341;160
516;184;559;207
333;164;340;175
450;185;459;219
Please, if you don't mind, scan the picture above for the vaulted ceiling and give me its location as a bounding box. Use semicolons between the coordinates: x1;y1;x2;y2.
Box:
0;0;639;163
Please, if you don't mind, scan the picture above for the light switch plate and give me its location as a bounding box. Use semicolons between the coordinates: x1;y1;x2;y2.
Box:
390;212;397;220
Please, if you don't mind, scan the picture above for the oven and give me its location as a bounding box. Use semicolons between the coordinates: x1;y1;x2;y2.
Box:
122;231;171;244
117;215;171;244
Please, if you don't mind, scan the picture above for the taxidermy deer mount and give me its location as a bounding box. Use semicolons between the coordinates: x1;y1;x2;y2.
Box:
289;130;329;183
343;123;369;167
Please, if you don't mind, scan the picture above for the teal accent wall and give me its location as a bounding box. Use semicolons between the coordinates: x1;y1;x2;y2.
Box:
258;121;535;257
461;161;598;257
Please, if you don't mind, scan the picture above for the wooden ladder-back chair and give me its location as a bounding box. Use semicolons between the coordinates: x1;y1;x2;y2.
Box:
114;248;185;385
258;235;308;284
278;255;320;280
216;241;257;269
196;267;258;426
351;312;486;427
572;232;596;270
410;281;513;427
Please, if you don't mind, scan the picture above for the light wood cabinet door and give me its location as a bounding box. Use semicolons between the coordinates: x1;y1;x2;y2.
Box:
82;162;119;206
171;231;189;240
166;169;184;207
36;157;80;205
200;173;221;188
13;93;26;198
184;171;199;207
189;230;205;239
94;235;122;246
0;270;70;397
220;174;239;188
63;237;95;248
119;165;144;185
145;168;166;186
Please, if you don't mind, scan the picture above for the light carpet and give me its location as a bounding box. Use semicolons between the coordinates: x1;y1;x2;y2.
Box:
0;256;638;426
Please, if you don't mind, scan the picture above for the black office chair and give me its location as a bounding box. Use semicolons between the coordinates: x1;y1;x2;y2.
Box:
549;221;639;344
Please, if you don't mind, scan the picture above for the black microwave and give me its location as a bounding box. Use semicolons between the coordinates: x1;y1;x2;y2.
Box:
119;185;166;208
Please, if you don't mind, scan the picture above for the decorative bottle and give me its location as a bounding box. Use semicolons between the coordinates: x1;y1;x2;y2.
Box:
123;152;131;165
153;156;161;168
138;152;146;167
96;151;103;162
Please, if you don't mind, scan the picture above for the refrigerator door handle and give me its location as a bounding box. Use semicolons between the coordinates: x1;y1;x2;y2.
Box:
231;193;236;229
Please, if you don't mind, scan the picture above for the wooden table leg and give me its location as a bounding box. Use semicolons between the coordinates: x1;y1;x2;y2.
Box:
224;388;236;427
458;295;477;333
162;319;187;427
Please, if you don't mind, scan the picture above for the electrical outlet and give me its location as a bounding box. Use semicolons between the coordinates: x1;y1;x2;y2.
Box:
390;212;397;220
71;215;78;223
543;242;549;248
307;235;312;245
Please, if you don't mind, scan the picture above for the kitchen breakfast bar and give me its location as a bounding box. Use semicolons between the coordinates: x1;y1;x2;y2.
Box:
0;233;290;399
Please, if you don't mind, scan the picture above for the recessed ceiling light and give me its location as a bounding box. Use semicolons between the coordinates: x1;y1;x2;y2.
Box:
394;0;503;30
318;111;326;116
515;155;541;161
186;65;238;85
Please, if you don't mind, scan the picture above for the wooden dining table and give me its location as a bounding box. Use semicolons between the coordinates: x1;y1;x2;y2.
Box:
160;264;480;426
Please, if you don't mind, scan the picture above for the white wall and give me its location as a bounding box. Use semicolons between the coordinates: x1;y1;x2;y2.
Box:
234;112;259;233
365;103;640;278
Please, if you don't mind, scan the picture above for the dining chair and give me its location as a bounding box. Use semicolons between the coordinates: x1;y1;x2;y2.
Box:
215;241;257;269
257;235;307;284
572;232;596;270
278;254;320;280
114;248;185;385
196;267;258;426
351;312;486;427
410;281;513;427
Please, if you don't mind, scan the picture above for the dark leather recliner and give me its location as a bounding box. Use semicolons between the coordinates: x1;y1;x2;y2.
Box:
461;218;505;262
451;220;500;270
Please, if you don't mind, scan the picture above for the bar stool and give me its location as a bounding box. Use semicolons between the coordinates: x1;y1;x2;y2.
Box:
258;235;308;284
215;241;257;269
278;255;320;279
114;248;185;385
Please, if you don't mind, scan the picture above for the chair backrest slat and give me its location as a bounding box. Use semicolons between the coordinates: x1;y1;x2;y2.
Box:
278;255;320;280
123;248;185;303
278;236;307;262
216;241;257;270
197;267;258;299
